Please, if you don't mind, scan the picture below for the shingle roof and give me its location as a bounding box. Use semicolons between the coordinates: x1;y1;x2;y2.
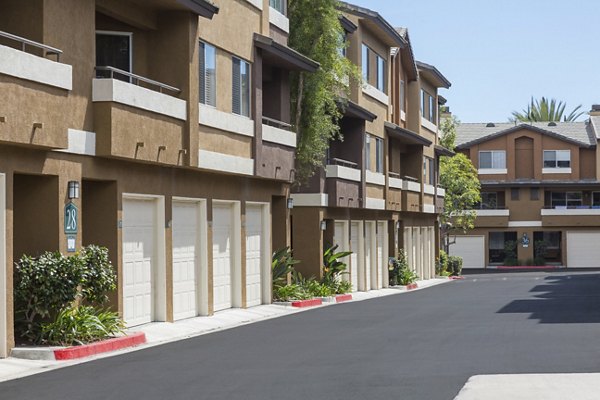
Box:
455;121;597;149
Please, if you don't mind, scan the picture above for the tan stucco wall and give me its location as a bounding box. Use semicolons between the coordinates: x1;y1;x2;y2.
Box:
197;126;253;158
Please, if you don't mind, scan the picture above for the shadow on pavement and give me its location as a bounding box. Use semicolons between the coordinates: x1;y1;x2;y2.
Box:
496;273;600;323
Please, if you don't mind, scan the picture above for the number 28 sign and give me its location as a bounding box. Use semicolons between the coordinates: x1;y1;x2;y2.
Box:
64;202;78;234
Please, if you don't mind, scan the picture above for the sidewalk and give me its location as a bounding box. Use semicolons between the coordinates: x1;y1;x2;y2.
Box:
454;374;600;400
0;277;449;383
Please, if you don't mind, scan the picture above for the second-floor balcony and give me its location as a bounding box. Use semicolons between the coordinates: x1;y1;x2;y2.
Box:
541;206;600;216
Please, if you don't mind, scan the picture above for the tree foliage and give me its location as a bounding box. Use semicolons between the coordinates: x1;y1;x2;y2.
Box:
511;97;585;122
288;0;361;183
438;117;481;251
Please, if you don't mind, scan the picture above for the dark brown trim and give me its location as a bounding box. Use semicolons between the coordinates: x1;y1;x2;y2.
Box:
177;0;218;18
339;100;377;122
385;121;432;146
416;60;451;89
480;180;600;188
434;144;454;157
254;33;319;72
338;1;406;47
339;15;357;33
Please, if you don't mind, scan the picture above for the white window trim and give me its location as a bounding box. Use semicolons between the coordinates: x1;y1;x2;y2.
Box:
542;167;572;174
198;150;254;176
478;168;508;175
543;150;571;170
362;83;389;106
479;150;506;171
199;103;254;137
290;193;329;207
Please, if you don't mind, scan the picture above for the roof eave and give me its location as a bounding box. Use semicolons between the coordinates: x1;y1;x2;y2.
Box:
177;0;219;18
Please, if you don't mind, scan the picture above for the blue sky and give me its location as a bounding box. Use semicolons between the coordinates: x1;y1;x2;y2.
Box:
350;0;599;122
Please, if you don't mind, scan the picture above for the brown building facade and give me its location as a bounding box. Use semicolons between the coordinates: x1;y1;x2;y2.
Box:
0;0;318;356
291;3;450;291
451;114;600;269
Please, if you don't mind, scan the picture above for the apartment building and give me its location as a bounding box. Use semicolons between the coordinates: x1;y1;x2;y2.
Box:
291;2;451;290
451;112;600;269
0;0;317;357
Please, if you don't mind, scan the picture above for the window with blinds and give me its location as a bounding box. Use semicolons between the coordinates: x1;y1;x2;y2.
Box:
199;42;216;106
232;57;250;117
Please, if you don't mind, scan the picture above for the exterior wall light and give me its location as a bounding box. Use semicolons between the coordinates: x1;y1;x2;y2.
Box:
320;220;327;231
287;197;294;209
68;181;80;199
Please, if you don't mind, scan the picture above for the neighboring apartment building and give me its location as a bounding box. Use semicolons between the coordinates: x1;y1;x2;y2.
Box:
451;111;600;270
291;2;451;291
0;0;317;357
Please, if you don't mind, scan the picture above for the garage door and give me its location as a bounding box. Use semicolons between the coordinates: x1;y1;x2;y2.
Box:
567;232;600;268
365;221;374;291
449;236;485;269
213;204;234;311
123;199;156;326
172;202;199;321
349;222;360;291
245;205;264;307
376;222;386;289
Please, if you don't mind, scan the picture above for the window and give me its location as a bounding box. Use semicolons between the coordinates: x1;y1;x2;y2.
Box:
337;32;346;58
376;55;385;92
429;94;435;123
361;44;369;81
511;188;519;201
593;192;600;207
533;231;562;263
550;192;582;208
478;192;498;209
365;135;371;171
96;32;132;82
232;57;250;117
424;157;435;185
530;187;539;201
543;150;570;169
199;42;216;107
399;80;406;112
489;232;517;264
375;137;384;173
421;89;426;116
479;151;506;169
269;0;286;14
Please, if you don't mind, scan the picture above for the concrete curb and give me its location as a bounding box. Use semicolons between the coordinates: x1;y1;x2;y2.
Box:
335;294;353;303
11;332;146;361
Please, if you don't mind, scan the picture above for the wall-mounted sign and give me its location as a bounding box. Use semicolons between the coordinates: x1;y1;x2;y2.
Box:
66;235;76;253
64;202;78;234
521;233;530;248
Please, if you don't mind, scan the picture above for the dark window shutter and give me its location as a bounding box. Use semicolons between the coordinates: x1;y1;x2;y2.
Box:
232;58;241;114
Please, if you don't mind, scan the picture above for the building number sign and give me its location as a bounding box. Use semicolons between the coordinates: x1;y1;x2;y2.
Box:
64;202;78;234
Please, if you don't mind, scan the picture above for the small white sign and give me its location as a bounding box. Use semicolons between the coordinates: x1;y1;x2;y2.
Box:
67;235;76;253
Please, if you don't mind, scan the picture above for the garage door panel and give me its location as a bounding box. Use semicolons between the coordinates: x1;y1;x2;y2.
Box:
350;222;359;292
449;236;485;269
246;206;263;308
213;204;234;312
173;202;200;321
123;199;156;327
376;222;386;289
567;232;600;268
364;222;373;291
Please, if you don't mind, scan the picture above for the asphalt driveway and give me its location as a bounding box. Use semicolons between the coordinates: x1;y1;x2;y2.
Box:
3;270;600;400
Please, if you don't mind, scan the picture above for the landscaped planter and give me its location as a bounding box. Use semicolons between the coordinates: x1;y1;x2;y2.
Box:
11;332;147;361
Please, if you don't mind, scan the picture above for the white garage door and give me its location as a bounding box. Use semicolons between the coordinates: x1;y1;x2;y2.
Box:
449;236;485;269
567;232;600;268
213;204;234;311
172;202;199;321
123;199;156;326
245;205;264;307
349;222;360;291
365;221;375;291
376;222;386;289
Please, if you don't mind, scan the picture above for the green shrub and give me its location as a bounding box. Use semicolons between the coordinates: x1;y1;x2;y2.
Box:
436;249;449;276
447;256;463;276
272;247;300;289
525;258;534;266
274;284;311;301
322;245;352;286
333;280;353;294
504;258;518;266
14;246;118;343
305;280;334;297
398;265;419;285
534;257;546;266
40;306;124;346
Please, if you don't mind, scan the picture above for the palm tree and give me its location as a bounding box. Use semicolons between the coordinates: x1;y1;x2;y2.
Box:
511;97;585;122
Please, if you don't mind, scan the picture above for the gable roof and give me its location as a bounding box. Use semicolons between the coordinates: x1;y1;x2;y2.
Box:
338;2;406;47
455;122;597;149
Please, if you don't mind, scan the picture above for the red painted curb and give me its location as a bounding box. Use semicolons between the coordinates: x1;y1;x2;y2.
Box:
449;276;465;280
496;266;560;270
406;283;418;290
335;294;353;303
291;298;323;308
53;332;146;360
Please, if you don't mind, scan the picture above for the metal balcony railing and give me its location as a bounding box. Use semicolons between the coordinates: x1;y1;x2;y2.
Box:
0;30;62;61
328;157;358;169
95;66;181;95
262;116;292;131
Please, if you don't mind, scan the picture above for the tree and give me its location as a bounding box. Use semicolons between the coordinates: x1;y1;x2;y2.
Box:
438;117;481;253
288;0;360;184
511;97;585;122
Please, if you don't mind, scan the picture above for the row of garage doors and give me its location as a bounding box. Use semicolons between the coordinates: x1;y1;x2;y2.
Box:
332;221;389;292
122;196;270;327
449;233;600;269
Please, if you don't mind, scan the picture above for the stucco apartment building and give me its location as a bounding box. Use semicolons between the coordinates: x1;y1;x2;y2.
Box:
0;0;319;357
450;111;600;270
291;2;451;290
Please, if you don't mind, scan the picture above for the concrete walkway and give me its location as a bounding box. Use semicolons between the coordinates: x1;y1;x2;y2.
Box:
454;373;600;400
0;277;448;383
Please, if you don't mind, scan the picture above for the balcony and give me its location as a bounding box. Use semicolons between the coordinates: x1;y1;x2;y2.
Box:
470;207;510;227
92;67;186;165
325;158;361;208
541;206;600;216
437;187;446;197
259;117;297;180
402;176;421;212
541;206;600;227
0;30;72;149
